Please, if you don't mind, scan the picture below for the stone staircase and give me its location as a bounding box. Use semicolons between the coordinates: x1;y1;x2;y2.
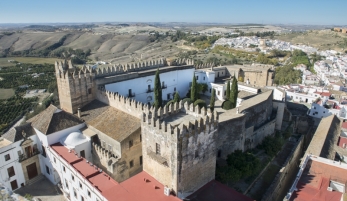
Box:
27;174;44;185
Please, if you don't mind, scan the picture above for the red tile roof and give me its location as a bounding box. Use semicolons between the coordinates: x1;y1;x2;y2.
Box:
342;122;347;130
338;137;347;148
51;143;180;201
290;160;347;201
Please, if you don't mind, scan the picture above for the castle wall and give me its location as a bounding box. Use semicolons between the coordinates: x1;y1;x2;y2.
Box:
261;135;305;201
218;115;246;158
177;124;218;198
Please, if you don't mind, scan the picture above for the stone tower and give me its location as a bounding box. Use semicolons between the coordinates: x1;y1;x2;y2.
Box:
55;60;96;114
141;104;218;199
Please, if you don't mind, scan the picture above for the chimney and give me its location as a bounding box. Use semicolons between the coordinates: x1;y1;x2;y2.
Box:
77;108;81;118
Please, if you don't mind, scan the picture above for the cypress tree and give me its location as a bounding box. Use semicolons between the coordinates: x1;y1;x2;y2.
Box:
230;75;238;109
154;69;162;109
210;88;216;112
173;92;180;102
191;75;198;102
226;80;230;100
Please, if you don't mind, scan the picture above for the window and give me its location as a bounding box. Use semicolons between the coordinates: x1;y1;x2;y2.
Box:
65;179;69;189
195;150;199;158
63;166;66;172
46;165;50;175
72;175;75;181
88;190;91;197
73;188;77;198
10;180;18;190
88;88;92;94
209;88;211;93
140;156;143;165
81;196;84;201
7;166;15;177
203;77;205;80
167;93;171;100
196;76;199;80
224;91;226;96
79;182;82;189
4;154;10;161
108;144;112;151
217;91;220;96
54;157;56;163
17;150;21;157
156;143;160;155
140;134;142;142
129;160;134;168
41;145;46;157
80;150;85;158
129;140;133;148
174;87;176;91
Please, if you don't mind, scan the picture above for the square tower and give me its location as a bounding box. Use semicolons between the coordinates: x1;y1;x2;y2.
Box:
55;60;96;114
141;102;218;199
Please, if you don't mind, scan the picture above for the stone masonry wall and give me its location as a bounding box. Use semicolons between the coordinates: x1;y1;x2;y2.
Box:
261;135;305;201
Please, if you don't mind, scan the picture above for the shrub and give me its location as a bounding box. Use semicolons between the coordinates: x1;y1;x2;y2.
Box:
182;98;192;105
166;100;175;106
194;99;207;109
222;100;233;110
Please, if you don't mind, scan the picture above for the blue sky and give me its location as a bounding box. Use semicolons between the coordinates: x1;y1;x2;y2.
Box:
0;0;345;25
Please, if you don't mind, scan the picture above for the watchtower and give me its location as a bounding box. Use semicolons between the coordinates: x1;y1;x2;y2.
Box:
55;60;96;114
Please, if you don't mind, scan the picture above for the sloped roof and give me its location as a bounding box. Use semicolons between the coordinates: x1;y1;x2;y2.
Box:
87;107;140;142
306;115;341;160
27;105;84;135
2;122;36;142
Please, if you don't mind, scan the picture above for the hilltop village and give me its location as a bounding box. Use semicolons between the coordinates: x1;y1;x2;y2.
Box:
1;56;347;201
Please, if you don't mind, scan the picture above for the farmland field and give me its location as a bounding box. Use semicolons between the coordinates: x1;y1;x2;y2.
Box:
0;88;15;99
0;57;57;66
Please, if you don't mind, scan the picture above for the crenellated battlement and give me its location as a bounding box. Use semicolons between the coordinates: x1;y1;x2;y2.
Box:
96;88;149;118
94;58;167;78
194;63;215;69
141;101;218;141
92;142;118;161
55;60;95;80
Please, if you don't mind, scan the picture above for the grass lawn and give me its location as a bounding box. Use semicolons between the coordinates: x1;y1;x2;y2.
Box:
0;88;15;99
0;57;57;67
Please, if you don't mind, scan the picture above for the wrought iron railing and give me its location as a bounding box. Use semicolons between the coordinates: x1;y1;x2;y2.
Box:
161;84;167;89
146;88;154;93
19;150;40;162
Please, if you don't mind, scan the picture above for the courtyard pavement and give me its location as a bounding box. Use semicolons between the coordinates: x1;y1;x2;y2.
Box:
15;178;65;201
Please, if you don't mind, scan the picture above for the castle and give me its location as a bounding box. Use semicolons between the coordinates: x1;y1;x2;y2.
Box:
0;58;285;201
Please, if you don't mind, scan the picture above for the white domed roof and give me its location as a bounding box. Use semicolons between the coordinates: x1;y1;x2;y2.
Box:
61;131;88;148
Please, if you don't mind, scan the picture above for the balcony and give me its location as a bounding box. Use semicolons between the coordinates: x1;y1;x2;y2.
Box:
146;88;154;93
161;84;167;89
127;92;136;98
19;149;40;162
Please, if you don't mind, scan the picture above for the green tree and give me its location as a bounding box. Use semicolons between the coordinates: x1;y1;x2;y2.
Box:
191;75;198;102
210;88;216;112
230;76;238;109
226;80;230;100
154;69;162;109
173;92;180;102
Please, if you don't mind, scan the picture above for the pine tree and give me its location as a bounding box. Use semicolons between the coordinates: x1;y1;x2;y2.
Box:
226;80;230;100
210;88;216;112
230;75;238;109
191;75;198;102
154;69;162;109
